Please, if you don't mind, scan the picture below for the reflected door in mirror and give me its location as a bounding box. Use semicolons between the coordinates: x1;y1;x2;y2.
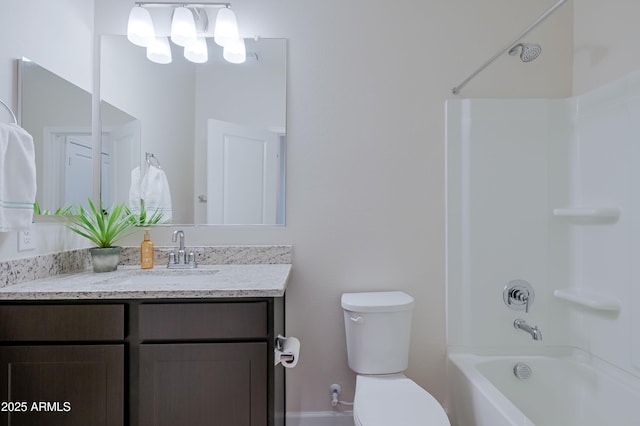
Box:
207;119;284;224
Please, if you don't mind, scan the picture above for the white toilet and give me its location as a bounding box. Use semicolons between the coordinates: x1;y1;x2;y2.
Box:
341;291;450;426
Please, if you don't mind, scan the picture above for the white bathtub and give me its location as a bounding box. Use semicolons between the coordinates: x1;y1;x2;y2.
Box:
447;350;640;426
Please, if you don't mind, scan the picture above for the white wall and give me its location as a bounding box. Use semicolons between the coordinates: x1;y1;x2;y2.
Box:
0;0;93;101
1;0;573;414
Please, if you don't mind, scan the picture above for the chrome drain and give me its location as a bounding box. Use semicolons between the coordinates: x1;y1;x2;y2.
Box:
513;362;532;380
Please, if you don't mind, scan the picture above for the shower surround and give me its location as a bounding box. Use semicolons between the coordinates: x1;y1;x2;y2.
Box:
445;70;640;421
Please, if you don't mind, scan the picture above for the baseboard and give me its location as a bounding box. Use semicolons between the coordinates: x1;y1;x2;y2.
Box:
286;411;353;426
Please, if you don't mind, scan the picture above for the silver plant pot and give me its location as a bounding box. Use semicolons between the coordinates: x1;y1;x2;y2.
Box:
89;246;122;273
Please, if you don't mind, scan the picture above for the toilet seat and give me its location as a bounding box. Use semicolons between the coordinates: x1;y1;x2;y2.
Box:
353;375;450;426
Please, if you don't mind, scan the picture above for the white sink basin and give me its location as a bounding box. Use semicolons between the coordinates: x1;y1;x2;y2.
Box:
92;267;220;287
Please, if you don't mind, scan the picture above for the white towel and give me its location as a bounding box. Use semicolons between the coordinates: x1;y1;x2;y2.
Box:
0;123;36;232
129;165;172;222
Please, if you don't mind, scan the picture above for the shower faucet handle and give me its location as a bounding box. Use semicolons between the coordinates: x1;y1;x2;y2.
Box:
510;288;530;312
503;280;535;313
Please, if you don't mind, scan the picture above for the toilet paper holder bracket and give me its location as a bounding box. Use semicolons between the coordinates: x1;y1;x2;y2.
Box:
275;335;296;362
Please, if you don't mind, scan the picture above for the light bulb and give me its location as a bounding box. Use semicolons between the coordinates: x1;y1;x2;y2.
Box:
223;38;246;64
171;6;197;47
146;37;172;64
214;7;239;47
184;37;208;63
127;6;155;47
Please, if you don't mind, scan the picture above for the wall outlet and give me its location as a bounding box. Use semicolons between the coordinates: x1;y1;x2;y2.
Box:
18;223;36;251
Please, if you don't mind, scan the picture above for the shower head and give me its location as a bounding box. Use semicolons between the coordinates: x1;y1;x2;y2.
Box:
508;43;542;62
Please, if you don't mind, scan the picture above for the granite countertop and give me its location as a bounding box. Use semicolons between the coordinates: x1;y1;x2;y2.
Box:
0;264;292;300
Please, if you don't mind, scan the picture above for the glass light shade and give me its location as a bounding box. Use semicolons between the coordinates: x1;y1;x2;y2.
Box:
223;38;246;64
171;7;197;47
127;6;155;47
184;37;208;63
214;7;239;47
146;37;172;64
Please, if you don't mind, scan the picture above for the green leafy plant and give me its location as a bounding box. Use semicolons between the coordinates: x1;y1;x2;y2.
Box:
33;201;73;216
66;199;135;248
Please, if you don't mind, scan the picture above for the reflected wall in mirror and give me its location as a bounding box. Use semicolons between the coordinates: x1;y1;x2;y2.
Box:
100;36;287;225
19;58;140;214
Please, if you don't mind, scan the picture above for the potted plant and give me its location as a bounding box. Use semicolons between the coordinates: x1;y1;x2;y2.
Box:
66;199;135;273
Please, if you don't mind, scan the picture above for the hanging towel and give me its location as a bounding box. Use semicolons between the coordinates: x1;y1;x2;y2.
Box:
135;165;172;222
0;123;36;232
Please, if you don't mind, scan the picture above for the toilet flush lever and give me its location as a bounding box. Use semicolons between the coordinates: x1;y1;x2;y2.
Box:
350;316;363;323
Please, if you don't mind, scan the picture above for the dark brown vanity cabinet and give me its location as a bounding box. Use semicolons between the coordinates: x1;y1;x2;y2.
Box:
0;304;125;426
138;342;267;426
0;299;285;426
135;301;280;426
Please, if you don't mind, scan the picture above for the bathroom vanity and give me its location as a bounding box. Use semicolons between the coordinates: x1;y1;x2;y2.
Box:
0;264;290;426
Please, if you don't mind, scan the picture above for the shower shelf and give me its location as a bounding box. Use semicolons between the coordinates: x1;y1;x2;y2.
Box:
552;207;620;223
553;288;621;312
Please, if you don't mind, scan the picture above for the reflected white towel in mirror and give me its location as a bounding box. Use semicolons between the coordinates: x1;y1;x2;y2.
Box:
128;165;172;222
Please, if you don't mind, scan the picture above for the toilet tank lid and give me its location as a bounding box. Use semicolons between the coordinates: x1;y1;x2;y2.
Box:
341;291;414;312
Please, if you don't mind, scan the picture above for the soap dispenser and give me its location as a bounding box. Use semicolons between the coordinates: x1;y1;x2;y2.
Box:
140;228;154;269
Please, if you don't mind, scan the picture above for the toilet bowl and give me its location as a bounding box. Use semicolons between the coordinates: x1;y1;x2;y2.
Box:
342;291;450;426
353;375;450;426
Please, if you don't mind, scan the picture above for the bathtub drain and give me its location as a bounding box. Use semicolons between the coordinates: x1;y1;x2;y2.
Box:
513;362;532;380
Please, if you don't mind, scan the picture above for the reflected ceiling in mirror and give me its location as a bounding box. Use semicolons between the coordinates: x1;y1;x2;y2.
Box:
100;36;287;226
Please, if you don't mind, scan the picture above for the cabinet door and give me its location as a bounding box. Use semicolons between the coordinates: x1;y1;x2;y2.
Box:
0;345;124;426
139;343;267;426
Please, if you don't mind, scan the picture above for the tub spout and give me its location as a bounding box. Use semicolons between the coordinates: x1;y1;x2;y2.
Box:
514;319;542;341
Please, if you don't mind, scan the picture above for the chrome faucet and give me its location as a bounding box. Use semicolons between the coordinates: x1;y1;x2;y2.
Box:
514;319;542;341
168;230;197;269
173;230;185;261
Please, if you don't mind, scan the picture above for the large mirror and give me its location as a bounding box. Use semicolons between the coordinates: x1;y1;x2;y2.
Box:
100;36;287;225
19;58;139;214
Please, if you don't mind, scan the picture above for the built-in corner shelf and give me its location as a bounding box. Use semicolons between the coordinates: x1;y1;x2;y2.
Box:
553;288;621;312
552;207;620;224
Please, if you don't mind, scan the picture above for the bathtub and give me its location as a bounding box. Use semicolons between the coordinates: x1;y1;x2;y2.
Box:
447;349;640;426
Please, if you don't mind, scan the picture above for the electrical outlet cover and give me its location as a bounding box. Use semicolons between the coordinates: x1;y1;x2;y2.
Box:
18;223;36;251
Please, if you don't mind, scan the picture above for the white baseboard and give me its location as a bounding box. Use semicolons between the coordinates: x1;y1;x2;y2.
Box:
286;411;353;426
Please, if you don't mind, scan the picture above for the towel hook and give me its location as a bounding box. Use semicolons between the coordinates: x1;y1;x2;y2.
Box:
145;152;161;168
0;100;17;125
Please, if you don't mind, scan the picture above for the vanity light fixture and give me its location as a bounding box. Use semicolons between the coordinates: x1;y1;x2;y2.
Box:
127;5;155;47
127;2;244;64
170;6;197;47
214;6;239;47
146;36;172;64
223;37;246;64
184;36;208;63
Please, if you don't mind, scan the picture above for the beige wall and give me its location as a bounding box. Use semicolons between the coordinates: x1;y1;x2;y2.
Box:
3;0;575;413
573;0;640;94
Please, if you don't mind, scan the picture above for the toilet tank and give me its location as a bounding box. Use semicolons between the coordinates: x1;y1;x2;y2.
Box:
341;291;414;375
